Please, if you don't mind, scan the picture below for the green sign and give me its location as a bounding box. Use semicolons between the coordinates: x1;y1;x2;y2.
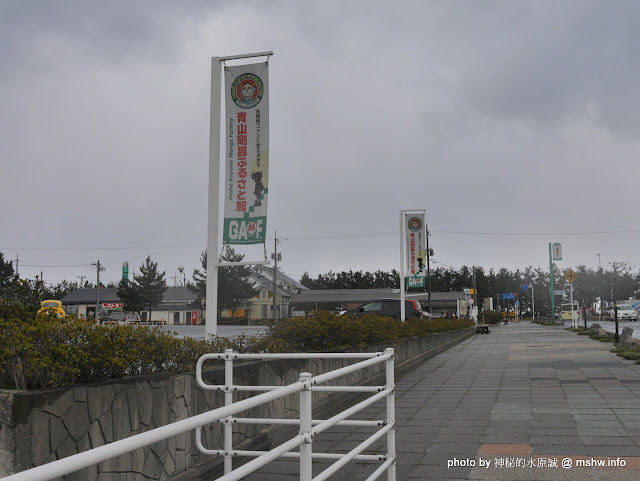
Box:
406;276;425;288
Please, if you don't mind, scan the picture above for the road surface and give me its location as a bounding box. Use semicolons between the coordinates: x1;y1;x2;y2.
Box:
160;323;269;340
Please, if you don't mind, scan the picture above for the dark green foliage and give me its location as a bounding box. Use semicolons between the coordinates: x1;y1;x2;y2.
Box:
46;279;82;300
0;312;471;390
116;278;145;316
269;311;473;352
189;247;259;316
569;327;616;343
136;256;168;314
300;270;400;289
189;250;207;309
218;246;259;314
0;253;18;297
117;256;167;319
301;262;640;318
481;311;502;324
611;345;640;361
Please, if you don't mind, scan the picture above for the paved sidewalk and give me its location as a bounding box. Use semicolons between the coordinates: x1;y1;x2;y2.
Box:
240;322;640;480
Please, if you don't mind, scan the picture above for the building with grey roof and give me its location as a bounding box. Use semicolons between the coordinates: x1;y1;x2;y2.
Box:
61;286;200;324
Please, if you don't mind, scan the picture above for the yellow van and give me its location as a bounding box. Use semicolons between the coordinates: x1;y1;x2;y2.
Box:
561;302;578;321
38;300;66;318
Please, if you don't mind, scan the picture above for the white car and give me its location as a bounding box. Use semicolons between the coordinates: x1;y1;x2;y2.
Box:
610;304;638;321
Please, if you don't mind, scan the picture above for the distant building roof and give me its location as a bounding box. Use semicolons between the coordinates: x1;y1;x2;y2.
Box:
161;286;198;303
61;286;197;305
250;265;308;298
61;288;120;303
290;289;464;304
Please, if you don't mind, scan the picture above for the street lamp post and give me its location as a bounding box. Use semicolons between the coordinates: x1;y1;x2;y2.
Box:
596;253;602;321
523;284;535;321
177;266;186;326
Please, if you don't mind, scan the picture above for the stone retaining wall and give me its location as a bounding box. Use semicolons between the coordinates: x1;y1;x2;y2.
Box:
0;328;473;480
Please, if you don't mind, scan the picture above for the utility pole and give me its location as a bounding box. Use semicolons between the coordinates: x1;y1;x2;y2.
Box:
14;253;19;278
426;227;433;316
596;253;602;320
271;231;282;323
472;266;477;321
91;261;105;323
178;266;186;326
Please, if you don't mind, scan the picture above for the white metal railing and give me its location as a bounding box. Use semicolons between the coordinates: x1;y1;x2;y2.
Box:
3;348;396;481
195;348;397;481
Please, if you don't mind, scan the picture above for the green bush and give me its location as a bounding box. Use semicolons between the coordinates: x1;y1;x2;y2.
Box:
270;312;473;352
611;345;640;361
0;312;473;390
481;311;502;324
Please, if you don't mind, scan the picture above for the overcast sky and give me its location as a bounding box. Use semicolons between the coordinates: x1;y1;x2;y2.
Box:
2;0;640;287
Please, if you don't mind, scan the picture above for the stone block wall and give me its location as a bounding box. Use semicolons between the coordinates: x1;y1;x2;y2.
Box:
0;328;473;480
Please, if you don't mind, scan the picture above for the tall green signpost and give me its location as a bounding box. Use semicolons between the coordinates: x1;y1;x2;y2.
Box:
549;243;562;323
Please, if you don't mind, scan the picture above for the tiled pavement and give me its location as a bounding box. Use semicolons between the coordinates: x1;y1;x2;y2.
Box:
238;322;640;480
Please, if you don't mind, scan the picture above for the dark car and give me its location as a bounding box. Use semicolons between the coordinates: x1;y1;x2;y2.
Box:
343;298;423;320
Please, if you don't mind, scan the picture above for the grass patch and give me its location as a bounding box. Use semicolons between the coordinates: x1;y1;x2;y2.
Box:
611;345;640;362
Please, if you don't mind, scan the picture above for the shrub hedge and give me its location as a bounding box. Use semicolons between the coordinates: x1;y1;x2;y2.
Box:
481;311;502;324
0;311;473;390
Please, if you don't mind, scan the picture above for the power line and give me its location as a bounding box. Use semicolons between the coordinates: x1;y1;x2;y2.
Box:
431;259;456;269
0;243;203;252
276;228;640;240
433;229;640;236
21;263;94;268
3;227;639;253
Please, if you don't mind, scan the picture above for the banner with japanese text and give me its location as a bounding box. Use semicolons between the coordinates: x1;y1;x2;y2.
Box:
223;62;269;244
405;213;427;285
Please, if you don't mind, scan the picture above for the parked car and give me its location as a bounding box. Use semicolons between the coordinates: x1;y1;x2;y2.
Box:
38;300;66;318
343;298;422;320
610;304;638;321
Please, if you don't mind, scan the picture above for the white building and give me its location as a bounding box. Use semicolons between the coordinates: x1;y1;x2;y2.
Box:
61;287;201;325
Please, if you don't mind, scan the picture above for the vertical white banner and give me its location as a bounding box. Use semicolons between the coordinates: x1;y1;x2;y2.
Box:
405;213;426;287
223;62;269;244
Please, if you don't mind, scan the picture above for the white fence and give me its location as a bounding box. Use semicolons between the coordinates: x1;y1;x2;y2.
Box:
3;348;397;481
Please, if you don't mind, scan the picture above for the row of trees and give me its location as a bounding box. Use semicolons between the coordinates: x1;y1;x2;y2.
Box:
111;248;257;319
0;248;258;320
0;253;100;304
5;247;639;319
301;263;640;316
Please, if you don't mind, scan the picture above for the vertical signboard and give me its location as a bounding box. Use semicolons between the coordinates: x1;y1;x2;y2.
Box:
223;62;269;244
405;213;426;287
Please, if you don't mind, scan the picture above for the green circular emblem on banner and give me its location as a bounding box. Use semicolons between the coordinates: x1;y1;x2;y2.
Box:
407;217;422;232
231;73;264;109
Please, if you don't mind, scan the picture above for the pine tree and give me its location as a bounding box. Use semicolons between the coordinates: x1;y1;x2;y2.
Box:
218;246;259;316
189;247;258;317
0;252;18;298
117;256;167;321
116;278;145;317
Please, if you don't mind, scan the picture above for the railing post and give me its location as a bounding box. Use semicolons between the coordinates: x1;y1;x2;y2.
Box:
299;372;313;481
385;348;396;481
224;349;235;474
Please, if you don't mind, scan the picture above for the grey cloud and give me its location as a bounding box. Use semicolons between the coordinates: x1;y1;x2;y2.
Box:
0;0;225;80
454;1;640;138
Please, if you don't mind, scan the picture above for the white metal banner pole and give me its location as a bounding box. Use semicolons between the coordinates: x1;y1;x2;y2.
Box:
206;57;222;338
571;283;576;328
399;211;406;321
